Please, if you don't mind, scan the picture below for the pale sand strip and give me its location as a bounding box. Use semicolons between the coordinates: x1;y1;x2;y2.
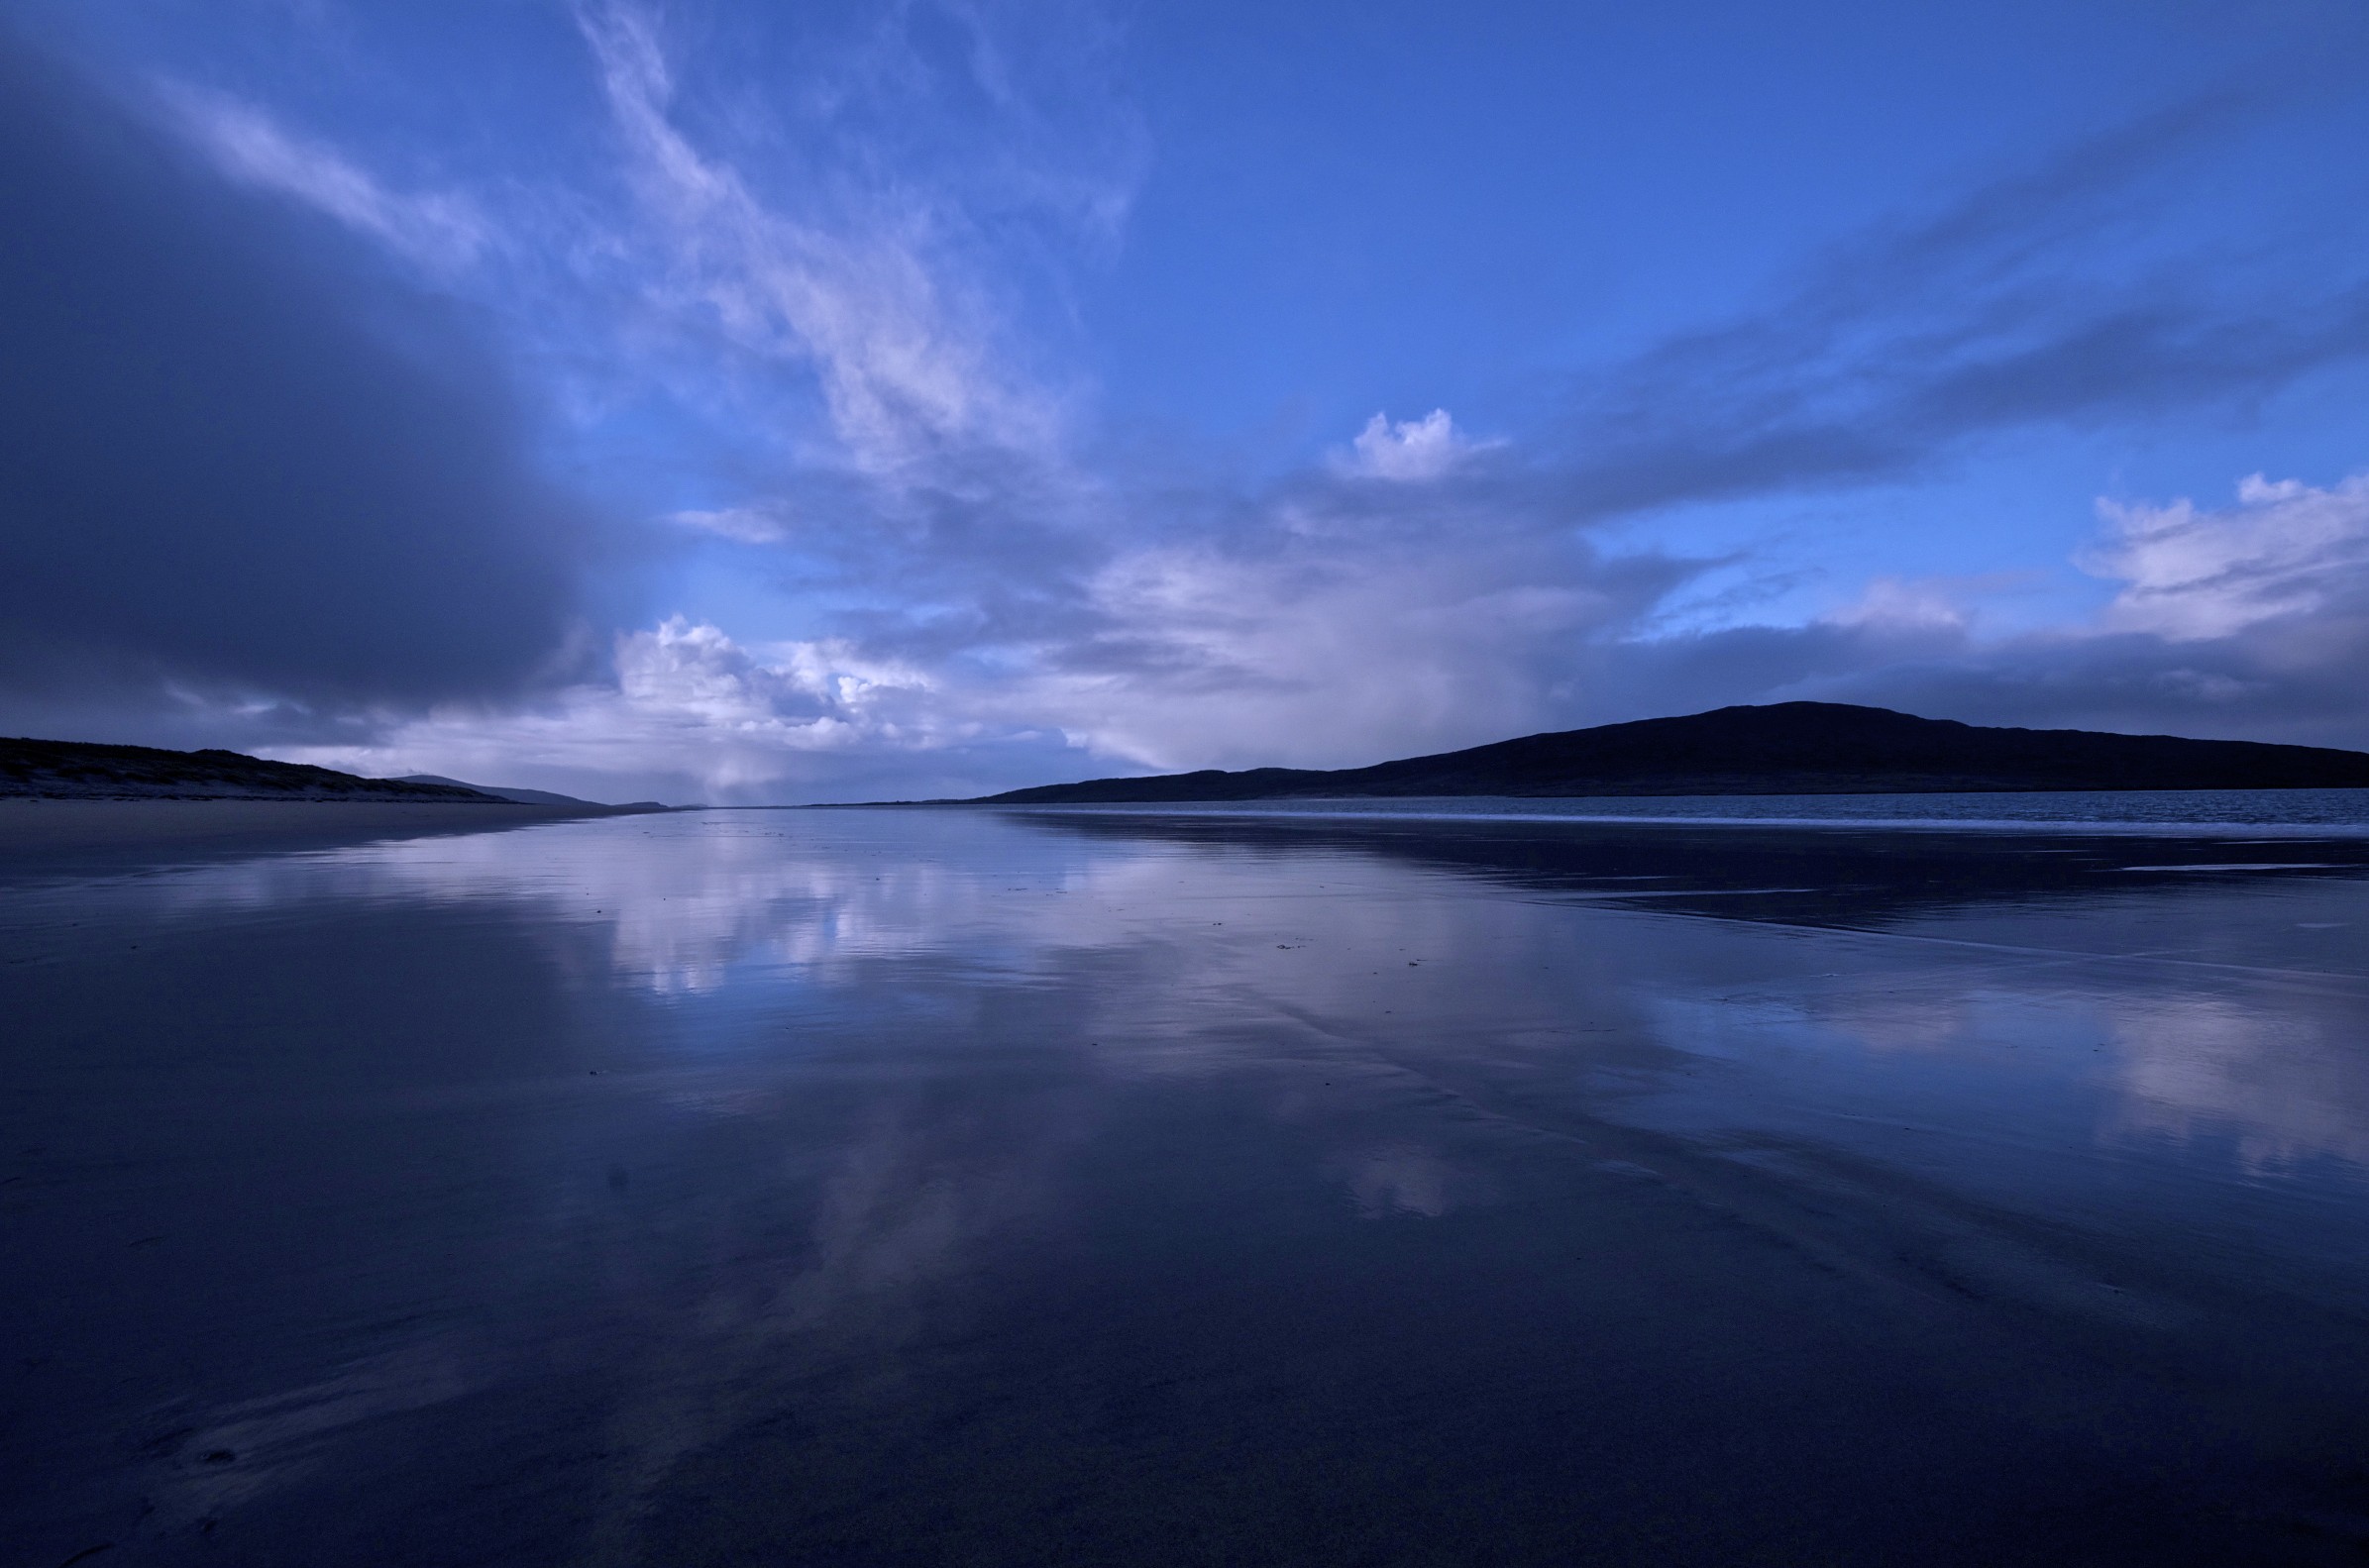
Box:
0;797;659;869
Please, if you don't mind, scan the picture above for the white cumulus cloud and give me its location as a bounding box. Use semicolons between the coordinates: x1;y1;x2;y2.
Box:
283;618;951;800
2083;472;2369;641
1335;409;1488;482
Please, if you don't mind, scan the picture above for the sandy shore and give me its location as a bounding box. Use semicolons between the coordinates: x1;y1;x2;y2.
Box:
8;807;2369;1565
0;796;656;873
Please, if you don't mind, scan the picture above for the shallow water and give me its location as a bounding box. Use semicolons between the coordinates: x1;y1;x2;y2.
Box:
1009;785;2369;832
6;807;2369;1564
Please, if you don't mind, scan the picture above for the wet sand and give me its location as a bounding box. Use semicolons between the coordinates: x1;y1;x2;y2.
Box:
0;796;653;874
5;807;2369;1564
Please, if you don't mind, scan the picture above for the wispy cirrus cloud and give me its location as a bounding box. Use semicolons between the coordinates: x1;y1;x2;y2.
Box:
1540;91;2369;522
666;505;792;545
575;0;1139;476
161;84;492;273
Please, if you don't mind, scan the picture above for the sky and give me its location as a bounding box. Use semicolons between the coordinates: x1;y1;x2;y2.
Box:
3;0;2368;804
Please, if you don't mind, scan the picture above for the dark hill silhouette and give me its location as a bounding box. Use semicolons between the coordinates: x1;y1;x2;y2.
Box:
976;703;2369;803
396;773;670;811
0;737;503;802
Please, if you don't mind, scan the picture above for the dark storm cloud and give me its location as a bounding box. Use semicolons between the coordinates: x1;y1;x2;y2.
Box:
0;30;597;730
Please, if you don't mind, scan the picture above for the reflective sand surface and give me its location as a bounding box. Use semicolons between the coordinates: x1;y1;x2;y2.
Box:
6;808;2369;1564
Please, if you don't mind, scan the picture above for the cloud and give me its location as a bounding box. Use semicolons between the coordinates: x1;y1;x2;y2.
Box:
574;0;1139;475
1538;92;2369;523
283;618;993;802
301;27;2369;795
667;506;792;545
609;617;920;749
161;85;491;273
916;96;2369;774
877;465;2369;781
1002;528;1690;772
1334;410;1491;482
17;11;2369;796
724;89;2369;788
1572;470;2369;750
2086;473;2369;641
328;464;2369;801
308;495;1692;795
0;28;601;734
1824;576;1977;633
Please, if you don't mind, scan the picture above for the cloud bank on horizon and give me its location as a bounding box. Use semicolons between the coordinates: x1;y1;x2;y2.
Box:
3;1;2368;802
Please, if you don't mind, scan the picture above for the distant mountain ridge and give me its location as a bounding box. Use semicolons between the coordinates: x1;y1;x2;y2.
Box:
397;774;600;807
975;703;2369;803
1;737;504;802
394;774;669;811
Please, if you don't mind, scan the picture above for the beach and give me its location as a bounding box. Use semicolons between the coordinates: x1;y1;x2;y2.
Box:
6;804;2369;1564
0;797;654;875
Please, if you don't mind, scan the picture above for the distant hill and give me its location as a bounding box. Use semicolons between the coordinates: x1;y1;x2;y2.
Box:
975;703;2369;803
398;774;596;807
395;774;670;811
1;738;504;802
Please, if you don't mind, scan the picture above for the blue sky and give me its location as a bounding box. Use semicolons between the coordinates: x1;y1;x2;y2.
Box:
4;0;2368;802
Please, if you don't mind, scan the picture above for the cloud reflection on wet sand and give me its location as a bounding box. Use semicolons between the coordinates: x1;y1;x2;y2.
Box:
8;808;2369;1563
